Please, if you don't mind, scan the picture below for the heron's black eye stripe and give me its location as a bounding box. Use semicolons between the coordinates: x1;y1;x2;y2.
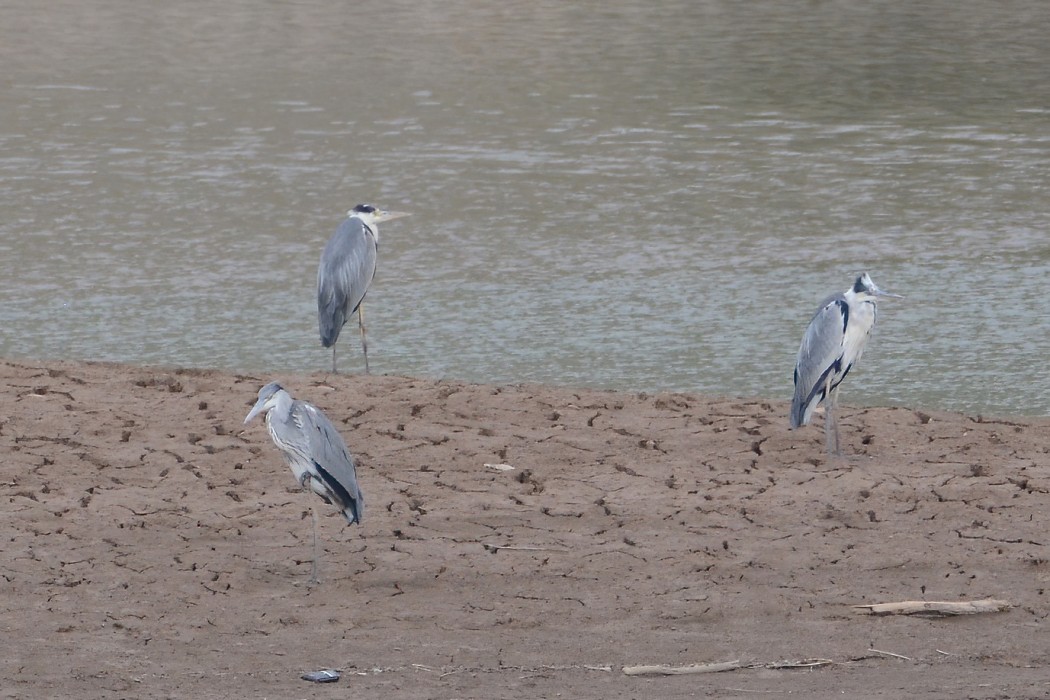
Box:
853;277;867;294
352;204;376;214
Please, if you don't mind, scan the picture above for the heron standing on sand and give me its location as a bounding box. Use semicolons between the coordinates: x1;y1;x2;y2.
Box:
318;204;410;374
790;273;902;455
244;382;364;583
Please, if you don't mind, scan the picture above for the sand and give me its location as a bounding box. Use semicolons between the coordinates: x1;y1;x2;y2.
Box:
2;358;1049;699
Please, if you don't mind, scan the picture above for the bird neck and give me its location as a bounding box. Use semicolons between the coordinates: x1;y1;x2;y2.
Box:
268;391;295;423
363;222;379;246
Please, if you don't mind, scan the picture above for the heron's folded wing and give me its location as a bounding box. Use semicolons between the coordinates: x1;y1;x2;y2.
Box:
791;297;848;427
302;404;363;522
317;218;378;345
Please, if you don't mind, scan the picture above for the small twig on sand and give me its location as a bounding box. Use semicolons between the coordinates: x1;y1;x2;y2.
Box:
622;658;834;677
623;661;741;676
868;648;911;661
719;689;784;694
760;659;833;670
482;544;569;553
853;599;1011;617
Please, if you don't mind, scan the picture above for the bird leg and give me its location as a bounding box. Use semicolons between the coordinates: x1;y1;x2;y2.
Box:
309;502;321;586
824;380;841;457
358;303;370;375
331;346;338;374
299;474;322;585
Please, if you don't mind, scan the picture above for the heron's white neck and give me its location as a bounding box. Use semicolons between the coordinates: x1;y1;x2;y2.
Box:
354;216;379;245
265;389;294;424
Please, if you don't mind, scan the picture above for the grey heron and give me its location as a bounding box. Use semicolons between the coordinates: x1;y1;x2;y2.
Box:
244;381;364;583
790;273;901;455
317;204;410;374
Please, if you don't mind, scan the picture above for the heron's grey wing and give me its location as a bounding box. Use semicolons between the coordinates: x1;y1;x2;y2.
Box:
790;296;848;428
317;217;378;348
300;403;364;524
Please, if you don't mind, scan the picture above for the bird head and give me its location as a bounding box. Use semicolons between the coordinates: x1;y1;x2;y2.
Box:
244;381;285;424
852;273;903;301
347;203;411;227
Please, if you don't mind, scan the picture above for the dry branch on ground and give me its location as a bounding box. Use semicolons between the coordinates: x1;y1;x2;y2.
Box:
853;599;1011;616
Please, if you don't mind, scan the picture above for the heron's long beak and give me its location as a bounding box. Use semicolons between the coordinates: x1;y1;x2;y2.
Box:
244;398;268;424
375;210;411;223
874;288;904;299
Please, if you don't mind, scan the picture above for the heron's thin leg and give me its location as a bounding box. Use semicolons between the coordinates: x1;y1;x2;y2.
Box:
824;388;841;457
309;503;321;586
331;346;338;374
358;303;370;375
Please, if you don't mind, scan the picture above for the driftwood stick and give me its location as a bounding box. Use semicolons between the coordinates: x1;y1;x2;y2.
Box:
853;599;1011;616
482;544;569;553
622;661;741;676
760;658;833;670
622;658;835;677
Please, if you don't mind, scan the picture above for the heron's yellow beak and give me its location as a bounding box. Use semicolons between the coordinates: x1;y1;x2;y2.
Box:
375;210;411;223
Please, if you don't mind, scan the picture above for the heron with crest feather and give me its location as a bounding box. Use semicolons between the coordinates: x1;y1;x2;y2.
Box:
317;204;410;374
790;273;902;455
244;381;363;584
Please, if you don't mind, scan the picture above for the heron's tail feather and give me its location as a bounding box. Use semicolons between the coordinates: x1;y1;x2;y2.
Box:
789;393;819;429
318;301;346;348
312;461;363;525
342;492;363;525
790;377;826;429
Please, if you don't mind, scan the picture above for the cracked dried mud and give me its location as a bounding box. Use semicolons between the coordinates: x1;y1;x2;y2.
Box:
2;359;1049;698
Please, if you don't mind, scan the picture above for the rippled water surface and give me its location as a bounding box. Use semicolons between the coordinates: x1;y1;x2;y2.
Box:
2;1;1049;415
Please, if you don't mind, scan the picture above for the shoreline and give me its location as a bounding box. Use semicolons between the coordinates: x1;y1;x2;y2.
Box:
3;355;1039;422
2;357;1049;698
